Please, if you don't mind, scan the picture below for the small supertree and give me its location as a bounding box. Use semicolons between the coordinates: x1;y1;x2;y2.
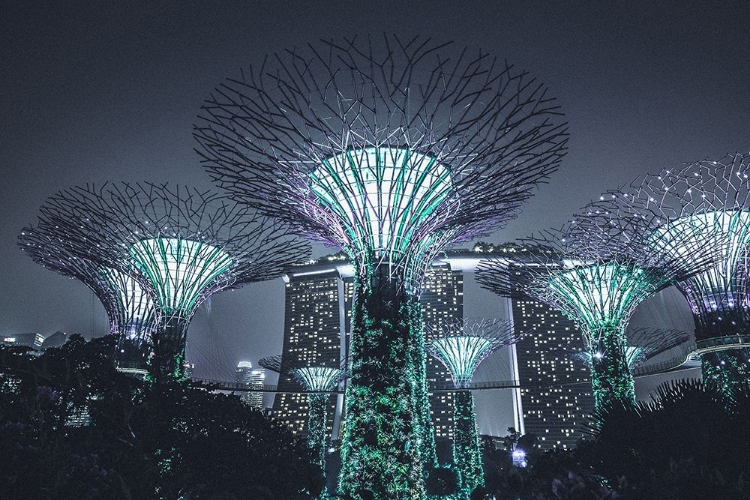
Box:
587;153;750;396
425;318;524;495
18;229;157;365
571;327;690;372
259;355;346;474
29;182;309;381
476;228;711;412
194;35;567;498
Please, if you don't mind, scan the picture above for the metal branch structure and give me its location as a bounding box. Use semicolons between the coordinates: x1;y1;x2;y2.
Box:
425;318;524;495
571;327;690;372
18;230;157;365
476;225;711;412
194;34;567;499
587;153;750;396
259;355;347;473
27;182;310;381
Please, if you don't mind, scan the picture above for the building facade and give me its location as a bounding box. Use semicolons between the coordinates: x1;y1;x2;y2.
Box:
271;257;463;442
511;297;594;450
236;361;266;409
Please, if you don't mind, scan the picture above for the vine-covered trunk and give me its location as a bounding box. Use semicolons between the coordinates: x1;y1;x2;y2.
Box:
409;302;437;470
453;389;483;494
308;393;329;471
589;324;635;412
148;315;189;384
694;312;750;399
338;265;426;500
701;350;750;399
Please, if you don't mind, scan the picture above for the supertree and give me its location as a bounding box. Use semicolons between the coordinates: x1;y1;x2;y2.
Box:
425;318;524;495
194;35;567;499
259;355;347;475
571;327;690;372
18;229;157;365
581;153;750;395
476;224;711;412
27;182;310;381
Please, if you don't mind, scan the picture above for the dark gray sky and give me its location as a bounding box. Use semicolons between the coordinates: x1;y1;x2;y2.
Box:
2;1;748;388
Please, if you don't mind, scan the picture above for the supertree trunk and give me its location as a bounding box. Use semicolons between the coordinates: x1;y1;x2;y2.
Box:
307;393;329;471
149;316;189;383
453;389;483;495
338;265;426;499
589;324;635;412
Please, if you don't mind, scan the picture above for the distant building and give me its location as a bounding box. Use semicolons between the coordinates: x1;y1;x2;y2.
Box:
236;361;266;409
511;296;594;450
271;255;463;442
1;331;69;349
1;332;45;348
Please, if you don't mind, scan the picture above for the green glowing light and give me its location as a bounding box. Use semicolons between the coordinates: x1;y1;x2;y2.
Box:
429;337;495;388
100;266;156;341
310;147;453;261
129;238;232;315
291;366;343;392
546;261;660;334
651;210;750;312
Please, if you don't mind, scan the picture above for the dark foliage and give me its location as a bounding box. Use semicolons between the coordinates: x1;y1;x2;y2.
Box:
480;380;750;499
0;335;323;499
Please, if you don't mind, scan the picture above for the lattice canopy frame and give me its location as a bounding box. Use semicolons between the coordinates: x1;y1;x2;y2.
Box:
18;229;157;364
476;223;711;412
28;182;310;380
194;35;567;498
425;318;524;494
583;153;750;395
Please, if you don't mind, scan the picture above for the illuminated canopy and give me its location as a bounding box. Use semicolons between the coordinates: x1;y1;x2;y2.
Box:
26;182;310;379
311;147;454;263
650;211;750;313
291;366;345;392
129;238;232;316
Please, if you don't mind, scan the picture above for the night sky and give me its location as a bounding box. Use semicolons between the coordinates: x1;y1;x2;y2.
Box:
2;2;748;424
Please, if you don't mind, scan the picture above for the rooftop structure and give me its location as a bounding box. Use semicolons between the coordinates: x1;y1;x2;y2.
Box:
25;182;309;381
195;35;567;498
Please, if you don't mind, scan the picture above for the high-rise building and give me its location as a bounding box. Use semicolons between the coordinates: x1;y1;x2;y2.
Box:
236;361;266;409
272;259;350;437
271;256;463;442
511;297;594;450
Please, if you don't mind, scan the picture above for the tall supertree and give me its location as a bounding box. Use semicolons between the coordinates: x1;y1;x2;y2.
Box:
571;327;690;373
425;318;524;495
18;229;157;365
259;355;347;475
194;35;567;499
476;225;711;412
28;182;310;381
584;153;750;396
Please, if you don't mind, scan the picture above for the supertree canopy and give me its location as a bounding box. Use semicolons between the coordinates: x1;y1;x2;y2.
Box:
28;182;310;381
571;327;690;372
586;153;750;395
476;224;711;412
18;229;157;364
259;355;346;474
194;34;567;498
425;318;524;495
